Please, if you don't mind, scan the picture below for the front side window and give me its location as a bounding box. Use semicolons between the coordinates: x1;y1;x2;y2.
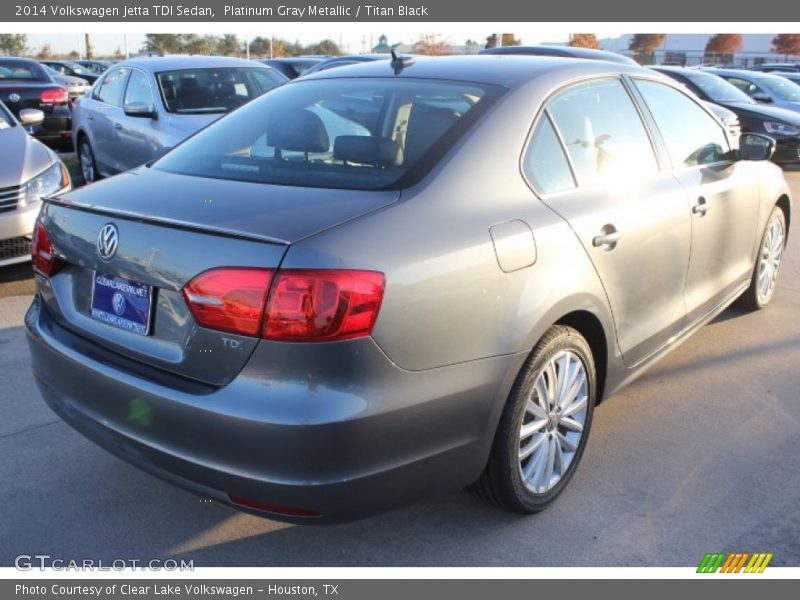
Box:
523;115;575;195
154;77;500;190
726;77;766;98
124;70;155;107
94;68;130;106
156;68;285;114
547;78;658;186
635;79;730;168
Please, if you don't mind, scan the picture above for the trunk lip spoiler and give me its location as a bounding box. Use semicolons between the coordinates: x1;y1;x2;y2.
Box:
42;195;291;246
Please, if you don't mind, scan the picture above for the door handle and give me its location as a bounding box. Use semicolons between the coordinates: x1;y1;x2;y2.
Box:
86;113;93;120
592;229;621;249
112;122;122;130
692;196;710;216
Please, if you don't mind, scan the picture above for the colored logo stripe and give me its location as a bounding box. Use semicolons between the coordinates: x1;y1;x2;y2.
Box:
697;552;773;573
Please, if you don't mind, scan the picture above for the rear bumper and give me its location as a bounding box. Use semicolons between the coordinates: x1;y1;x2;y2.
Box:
26;298;522;522
32;109;72;149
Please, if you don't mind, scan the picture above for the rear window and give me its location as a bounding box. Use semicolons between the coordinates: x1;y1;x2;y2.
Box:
154;77;501;190
0;60;47;81
156;67;286;114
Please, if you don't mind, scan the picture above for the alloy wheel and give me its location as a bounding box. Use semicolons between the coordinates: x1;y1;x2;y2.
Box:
518;350;588;494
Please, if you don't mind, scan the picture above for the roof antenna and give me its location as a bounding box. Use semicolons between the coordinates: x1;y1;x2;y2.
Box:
390;48;415;75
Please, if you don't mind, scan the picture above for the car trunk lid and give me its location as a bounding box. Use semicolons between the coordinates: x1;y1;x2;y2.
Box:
36;168;398;386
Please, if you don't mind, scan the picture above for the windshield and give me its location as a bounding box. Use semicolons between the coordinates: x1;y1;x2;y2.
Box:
156;67;286;114
760;76;800;101
686;72;755;104
0;60;48;81
154;77;500;190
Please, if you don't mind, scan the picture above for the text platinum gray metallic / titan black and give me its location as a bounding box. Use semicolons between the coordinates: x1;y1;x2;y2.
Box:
26;56;792;522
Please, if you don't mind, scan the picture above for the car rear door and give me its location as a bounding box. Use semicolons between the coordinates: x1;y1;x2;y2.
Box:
632;78;761;323
530;77;692;367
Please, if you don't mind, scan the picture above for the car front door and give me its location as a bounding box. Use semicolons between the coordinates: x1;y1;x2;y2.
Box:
90;67;130;174
532;77;692;366
633;78;761;323
118;68;159;171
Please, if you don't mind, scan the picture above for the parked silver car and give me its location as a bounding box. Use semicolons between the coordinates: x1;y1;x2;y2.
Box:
72;55;287;183
28;56;790;522
42;64;90;101
0;101;70;267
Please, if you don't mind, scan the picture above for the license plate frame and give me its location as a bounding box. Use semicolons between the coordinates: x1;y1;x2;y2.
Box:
90;272;153;336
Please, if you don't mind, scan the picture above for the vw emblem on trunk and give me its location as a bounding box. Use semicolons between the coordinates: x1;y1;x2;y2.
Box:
97;223;119;261
8;93;20;103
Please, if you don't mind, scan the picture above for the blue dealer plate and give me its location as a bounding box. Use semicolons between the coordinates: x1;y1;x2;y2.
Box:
90;272;153;335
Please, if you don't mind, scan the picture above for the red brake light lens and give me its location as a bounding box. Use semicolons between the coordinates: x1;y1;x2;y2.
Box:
31;219;60;277
182;268;274;336
183;268;385;341
41;88;68;104
263;270;385;341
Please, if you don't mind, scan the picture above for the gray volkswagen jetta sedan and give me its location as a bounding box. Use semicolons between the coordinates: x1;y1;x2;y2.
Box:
26;56;791;522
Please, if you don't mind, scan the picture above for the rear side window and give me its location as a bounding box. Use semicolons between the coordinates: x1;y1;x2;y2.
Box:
154;77;501;191
523;115;575;195
156;67;285;114
634;79;729;167
94;68;130;106
547;78;658;186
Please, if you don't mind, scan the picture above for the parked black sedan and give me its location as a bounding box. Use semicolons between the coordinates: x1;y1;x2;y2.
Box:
653;66;800;165
39;60;99;85
260;57;326;79
0;57;72;150
301;54;391;75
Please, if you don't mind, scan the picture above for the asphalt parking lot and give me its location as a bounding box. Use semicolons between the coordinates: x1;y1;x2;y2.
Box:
1;170;799;567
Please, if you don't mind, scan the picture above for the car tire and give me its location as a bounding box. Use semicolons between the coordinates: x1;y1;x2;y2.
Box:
78;138;99;184
470;325;596;513
737;206;786;311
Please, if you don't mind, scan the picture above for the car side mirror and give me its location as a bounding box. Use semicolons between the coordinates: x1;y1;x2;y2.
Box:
752;92;773;103
18;108;44;127
123;101;157;119
738;133;776;161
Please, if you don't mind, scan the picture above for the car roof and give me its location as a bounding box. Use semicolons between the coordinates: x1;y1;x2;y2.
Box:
479;45;636;65
300;54;650;87
113;55;272;72
705;68;785;80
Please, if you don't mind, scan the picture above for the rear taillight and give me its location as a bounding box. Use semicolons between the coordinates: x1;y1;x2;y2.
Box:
182;268;385;341
41;88;68;104
264;270;385;341
31;219;61;277
182;268;274;336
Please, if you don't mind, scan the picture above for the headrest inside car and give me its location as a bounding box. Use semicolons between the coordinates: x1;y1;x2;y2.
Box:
266;109;329;153
333;136;403;167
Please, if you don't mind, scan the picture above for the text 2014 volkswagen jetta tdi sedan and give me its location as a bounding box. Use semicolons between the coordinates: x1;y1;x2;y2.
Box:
26;56;791;522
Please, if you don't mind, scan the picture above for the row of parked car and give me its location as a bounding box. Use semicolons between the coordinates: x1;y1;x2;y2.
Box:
2;46;800;268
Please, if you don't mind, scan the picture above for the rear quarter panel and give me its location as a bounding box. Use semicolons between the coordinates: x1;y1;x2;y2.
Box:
281;74;621;377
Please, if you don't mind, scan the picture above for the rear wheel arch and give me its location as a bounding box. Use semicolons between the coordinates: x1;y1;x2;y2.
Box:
776;194;791;240
554;310;608;404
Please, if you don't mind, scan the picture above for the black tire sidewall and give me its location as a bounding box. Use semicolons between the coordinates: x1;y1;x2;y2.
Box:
755;208;786;309
493;326;597;513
